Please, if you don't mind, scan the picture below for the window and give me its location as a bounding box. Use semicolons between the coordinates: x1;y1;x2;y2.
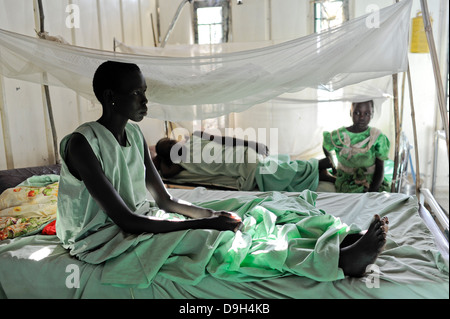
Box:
193;0;230;44
314;0;349;32
197;7;223;44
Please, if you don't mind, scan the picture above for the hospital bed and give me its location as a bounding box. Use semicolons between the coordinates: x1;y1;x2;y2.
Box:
0;164;448;299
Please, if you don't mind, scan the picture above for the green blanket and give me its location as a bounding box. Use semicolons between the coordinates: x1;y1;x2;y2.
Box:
255;155;319;192
102;191;359;288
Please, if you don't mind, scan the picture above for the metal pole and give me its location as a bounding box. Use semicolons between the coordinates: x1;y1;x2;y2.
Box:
96;0;104;50
0;75;14;169
391;0;401;192
406;64;421;200
391;73;400;192
150;13;158;47
431;130;445;194
36;0;59;164
160;0;192;48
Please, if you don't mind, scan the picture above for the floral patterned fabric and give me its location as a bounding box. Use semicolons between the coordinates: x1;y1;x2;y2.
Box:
323;126;391;193
0;181;58;240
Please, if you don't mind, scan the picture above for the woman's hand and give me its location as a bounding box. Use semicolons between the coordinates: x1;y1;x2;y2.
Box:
246;141;269;156
209;211;243;232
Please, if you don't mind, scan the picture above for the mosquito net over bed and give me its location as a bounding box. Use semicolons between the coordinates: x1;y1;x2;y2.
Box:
0;0;411;121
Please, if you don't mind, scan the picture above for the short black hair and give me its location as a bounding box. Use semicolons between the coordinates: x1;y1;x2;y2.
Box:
92;61;141;104
155;138;174;161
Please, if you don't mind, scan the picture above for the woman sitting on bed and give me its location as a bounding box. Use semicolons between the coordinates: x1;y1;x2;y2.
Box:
56;61;242;239
320;100;391;193
153;133;333;192
56;60;388;279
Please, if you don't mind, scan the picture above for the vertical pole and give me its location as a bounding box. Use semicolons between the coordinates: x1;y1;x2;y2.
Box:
266;0;272;41
119;0;125;43
138;0;144;46
150;13;158;47
399;72;406;131
96;0;104;50
155;0;161;44
391;73;400;192
35;0;59;164
406;64;421;200
0;75;14;169
390;0;402;193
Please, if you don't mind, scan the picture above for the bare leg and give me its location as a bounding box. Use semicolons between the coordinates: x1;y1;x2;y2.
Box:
338;215;389;277
319;169;337;183
318;158;336;183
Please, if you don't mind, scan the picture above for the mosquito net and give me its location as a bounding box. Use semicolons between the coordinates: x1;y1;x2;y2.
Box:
0;0;411;121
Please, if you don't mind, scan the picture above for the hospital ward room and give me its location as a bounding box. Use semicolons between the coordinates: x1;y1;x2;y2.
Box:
0;0;449;304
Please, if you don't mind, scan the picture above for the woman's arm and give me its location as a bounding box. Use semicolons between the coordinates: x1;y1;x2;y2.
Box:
65;133;241;234
157;157;184;178
143;138;242;222
193;130;269;156
322;147;337;174
368;158;384;192
151;140;184;177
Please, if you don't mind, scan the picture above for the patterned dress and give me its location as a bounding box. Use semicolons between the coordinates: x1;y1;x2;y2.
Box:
323;126;391;193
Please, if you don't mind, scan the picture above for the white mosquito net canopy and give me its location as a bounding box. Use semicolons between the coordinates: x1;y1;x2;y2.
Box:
0;0;412;121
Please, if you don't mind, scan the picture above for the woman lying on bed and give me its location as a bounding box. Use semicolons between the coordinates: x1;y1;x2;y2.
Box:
56;60;388;280
151;132;268;191
152;133;334;192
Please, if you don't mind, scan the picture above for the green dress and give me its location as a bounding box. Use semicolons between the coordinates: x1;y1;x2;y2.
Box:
323;126;391;193
56;121;151;263
56;122;358;287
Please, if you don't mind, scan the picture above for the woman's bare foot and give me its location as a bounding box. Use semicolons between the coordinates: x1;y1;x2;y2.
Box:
338;214;389;277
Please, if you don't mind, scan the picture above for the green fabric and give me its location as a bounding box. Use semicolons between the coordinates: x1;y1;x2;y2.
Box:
19;174;60;187
101;191;359;287
179;137;260;191
56;121;150;263
323;126;391;193
255;154;319;192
